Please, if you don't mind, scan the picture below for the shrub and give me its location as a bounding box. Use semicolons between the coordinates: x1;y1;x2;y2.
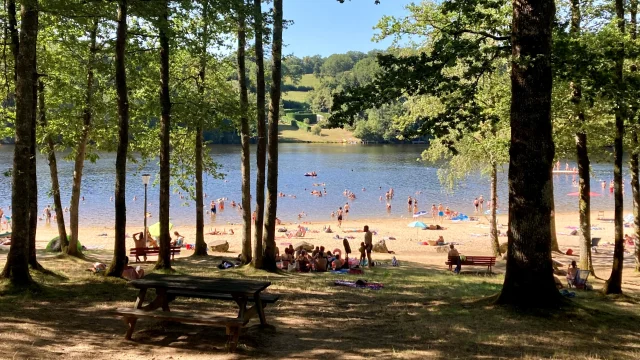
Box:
311;124;322;136
290;119;298;128
303;118;311;125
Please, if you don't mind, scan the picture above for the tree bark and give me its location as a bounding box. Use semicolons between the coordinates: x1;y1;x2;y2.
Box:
1;0;38;285
155;1;172;270
496;0;560;306
193;1;209;257
252;0;266;269
603;0;625;295
489;163;500;257
68;19;98;257
237;7;252;265
263;0;283;271
106;0;129;277
39;80;68;250
28;29;41;270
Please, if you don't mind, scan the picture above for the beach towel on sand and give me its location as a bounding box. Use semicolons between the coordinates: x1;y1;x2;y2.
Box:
334;279;383;290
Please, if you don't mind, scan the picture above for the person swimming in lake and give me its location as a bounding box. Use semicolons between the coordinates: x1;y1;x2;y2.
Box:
344;203;350;217
210;200;217;215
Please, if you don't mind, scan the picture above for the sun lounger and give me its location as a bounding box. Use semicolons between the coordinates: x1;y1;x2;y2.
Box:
567;269;590;289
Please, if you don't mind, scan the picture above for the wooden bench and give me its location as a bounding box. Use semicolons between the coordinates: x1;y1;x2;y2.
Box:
114;308;245;350
129;246;181;262
166;290;279;305
446;255;496;273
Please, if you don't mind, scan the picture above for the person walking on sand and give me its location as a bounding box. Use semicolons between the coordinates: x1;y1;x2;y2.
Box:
438;203;445;223
364;225;373;268
337;207;343;227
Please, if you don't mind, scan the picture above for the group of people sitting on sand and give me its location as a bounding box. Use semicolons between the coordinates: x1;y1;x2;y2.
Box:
277;245;347;272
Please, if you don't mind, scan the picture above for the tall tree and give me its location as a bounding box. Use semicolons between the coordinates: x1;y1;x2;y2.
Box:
192;0;210;257
252;0;266;268
38;79;68;249
496;0;560;305
568;0;594;272
237;4;252;264
68;19;99;257
629;0;640;273
155;0;173;270
603;0;626;295
263;0;282;270
107;0;130;277
1;0;38;286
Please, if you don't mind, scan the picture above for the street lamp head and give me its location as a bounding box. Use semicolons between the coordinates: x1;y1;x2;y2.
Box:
142;174;151;185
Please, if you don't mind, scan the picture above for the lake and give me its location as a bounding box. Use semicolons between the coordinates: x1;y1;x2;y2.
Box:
0;144;632;228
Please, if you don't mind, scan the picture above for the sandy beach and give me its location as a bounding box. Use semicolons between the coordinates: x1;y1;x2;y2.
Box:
9;210;638;288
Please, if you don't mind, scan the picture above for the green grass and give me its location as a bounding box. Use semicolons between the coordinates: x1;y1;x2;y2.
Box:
282;90;310;103
2;251;639;359
278;123;357;143
284;74;320;88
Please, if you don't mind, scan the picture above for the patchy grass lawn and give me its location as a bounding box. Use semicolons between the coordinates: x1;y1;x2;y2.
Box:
1;251;640;359
282;90;311;103
278;124;357;143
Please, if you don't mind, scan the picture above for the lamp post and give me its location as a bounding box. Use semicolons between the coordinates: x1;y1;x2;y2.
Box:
142;174;151;245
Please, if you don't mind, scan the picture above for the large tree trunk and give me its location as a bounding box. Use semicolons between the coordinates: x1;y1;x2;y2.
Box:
155;1;172;270
28;39;41;270
262;0;283;271
106;0;129;277
193;1;209;257
252;0;266;269
1;0;38;285
489;163;500;257
39;80;68;249
496;0;560;306
68;19;98;257
603;0;625;295
237;8;252;265
570;0;593;272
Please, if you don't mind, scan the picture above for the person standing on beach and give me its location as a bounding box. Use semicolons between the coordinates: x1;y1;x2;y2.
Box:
478;195;484;212
43;205;52;223
337;207;343;227
431;204;437;221
473;198;479;213
344;202;350;218
438;203;445;223
364;225;373;268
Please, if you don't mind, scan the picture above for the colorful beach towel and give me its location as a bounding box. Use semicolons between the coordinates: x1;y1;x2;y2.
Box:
334;279;383;290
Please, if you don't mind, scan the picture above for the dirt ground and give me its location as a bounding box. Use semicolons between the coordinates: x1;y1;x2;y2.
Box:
1;210;640;359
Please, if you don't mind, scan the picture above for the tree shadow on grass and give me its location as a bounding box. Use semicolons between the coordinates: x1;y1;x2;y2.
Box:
1;257;640;359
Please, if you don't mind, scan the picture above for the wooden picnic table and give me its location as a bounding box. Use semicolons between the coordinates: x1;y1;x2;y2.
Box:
115;274;277;351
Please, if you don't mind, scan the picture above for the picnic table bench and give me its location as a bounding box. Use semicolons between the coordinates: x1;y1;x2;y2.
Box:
129;246;181;262
446;255;496;273
114;274;278;351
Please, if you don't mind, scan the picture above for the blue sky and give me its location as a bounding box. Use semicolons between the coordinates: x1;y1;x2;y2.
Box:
283;0;414;57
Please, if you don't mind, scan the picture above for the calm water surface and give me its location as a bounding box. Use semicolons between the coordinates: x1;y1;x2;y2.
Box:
0;144;633;228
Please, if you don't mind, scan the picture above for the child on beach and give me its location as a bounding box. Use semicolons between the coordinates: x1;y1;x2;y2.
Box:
359;242;366;266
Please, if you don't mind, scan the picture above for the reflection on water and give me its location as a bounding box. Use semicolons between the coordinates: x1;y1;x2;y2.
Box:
0;144;632;228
